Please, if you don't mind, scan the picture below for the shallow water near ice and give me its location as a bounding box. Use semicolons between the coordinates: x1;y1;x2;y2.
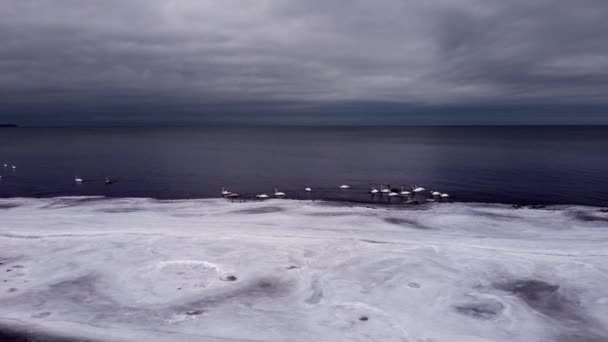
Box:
1;197;607;342
2;126;608;206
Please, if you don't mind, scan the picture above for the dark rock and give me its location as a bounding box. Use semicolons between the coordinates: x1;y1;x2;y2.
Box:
454;300;504;319
186;310;205;316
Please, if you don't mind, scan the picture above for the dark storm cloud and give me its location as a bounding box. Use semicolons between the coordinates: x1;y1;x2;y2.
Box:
0;0;607;125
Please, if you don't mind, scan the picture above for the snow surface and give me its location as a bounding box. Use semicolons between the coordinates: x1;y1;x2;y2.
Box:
0;197;607;342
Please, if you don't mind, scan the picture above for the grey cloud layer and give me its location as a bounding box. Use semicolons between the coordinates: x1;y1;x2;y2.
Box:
1;0;607;108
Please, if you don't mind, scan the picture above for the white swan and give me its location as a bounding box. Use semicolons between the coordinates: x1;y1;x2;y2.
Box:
412;185;426;193
400;187;410;196
11;165;16;170
274;188;286;197
3;163;6;167
441;193;450;198
227;193;240;198
380;185;390;194
221;187;231;196
370;187;379;194
388;191;400;197
75;176;84;183
432;191;441;196
256;194;269;199
339;185;350;189
305;187;312;192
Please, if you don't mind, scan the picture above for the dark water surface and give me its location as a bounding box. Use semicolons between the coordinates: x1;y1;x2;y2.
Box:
1;126;607;206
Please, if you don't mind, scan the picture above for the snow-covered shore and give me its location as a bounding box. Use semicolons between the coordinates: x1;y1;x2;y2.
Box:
1;197;607;342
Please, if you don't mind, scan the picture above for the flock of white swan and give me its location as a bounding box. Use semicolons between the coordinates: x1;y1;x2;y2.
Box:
221;185;450;200
2;163;450;201
74;176;114;185
2;163;113;185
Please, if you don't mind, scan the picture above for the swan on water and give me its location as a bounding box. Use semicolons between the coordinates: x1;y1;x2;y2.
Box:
274;189;286;197
441;193;450;198
400;187;410;196
412;186;426;193
227;193;240;198
3;163;6;168
380;185;390;194
305;187;312;192
388;191;400;197
11;165;16;170
370;187;379;194
339;185;350;189
256;194;269;199
221;188;231;196
75;177;83;183
432;191;441;196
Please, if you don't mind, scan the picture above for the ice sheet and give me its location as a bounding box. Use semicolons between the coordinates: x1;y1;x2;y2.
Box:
1;197;607;342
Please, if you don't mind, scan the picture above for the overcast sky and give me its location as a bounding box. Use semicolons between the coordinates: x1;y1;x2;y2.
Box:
1;0;607;125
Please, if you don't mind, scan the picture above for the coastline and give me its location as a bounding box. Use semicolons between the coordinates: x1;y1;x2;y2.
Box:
1;195;605;209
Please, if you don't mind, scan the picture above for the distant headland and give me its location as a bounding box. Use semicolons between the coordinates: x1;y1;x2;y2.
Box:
0;124;18;127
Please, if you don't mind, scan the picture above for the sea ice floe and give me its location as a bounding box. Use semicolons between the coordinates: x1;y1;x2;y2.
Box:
0;197;607;342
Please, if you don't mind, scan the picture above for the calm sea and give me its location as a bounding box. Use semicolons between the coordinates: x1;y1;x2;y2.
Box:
1;126;607;206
